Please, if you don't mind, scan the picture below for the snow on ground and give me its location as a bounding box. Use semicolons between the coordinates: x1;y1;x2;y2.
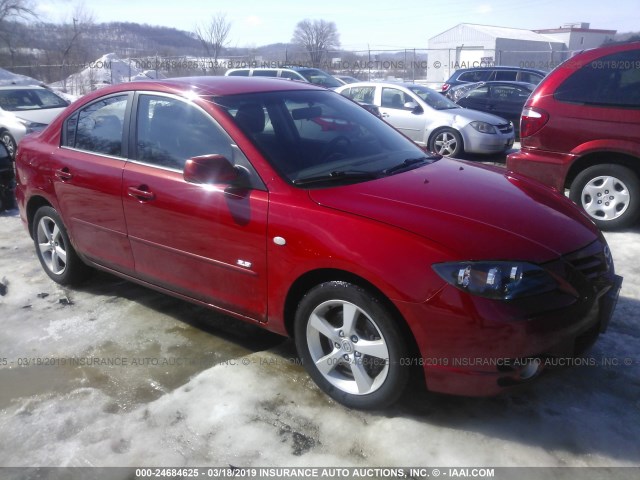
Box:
0;208;639;470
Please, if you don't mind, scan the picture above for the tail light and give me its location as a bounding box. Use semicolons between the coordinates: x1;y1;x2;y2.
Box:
441;83;451;92
520;107;549;138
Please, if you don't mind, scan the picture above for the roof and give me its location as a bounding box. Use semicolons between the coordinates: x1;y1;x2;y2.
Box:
535;27;616;34
430;23;562;43
78;76;326;101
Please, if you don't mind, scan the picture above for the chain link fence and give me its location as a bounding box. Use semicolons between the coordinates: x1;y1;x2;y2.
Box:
5;47;579;95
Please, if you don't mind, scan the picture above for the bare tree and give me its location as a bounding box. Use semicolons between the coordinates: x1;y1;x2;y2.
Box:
0;0;36;66
292;19;339;68
0;0;33;22
194;13;231;70
59;3;95;90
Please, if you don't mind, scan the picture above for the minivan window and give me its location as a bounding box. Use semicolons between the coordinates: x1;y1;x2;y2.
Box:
554;50;640;107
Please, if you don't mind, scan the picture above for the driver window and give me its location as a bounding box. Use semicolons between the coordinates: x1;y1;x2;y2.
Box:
135;95;232;170
381;88;411;110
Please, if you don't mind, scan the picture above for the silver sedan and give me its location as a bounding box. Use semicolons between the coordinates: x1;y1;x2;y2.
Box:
0;85;70;158
336;81;515;156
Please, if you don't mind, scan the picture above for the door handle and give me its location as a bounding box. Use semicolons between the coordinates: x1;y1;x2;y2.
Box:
382;113;390;118
127;185;155;201
55;167;73;181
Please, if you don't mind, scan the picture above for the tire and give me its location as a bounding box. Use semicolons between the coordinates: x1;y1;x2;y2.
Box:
570;164;640;230
429;128;463;157
1;131;17;159
294;281;409;409
33;206;90;284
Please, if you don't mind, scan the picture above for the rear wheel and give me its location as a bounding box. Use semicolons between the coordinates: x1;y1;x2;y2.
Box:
33;206;89;284
295;281;409;409
570;164;640;230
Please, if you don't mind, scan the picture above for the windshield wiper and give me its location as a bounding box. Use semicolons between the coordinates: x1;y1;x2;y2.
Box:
382;156;432;175
293;170;380;187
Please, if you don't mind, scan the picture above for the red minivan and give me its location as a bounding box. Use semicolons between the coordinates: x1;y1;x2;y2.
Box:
507;42;640;230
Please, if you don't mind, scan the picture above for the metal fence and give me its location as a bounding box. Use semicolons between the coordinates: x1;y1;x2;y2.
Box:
5;47;579;95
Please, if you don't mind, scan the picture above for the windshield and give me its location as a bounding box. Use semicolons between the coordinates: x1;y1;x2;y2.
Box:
215;90;435;187
297;69;343;89
0;88;69;111
405;84;460;110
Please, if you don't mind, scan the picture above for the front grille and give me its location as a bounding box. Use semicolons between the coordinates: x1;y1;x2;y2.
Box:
563;240;612;287
497;123;513;134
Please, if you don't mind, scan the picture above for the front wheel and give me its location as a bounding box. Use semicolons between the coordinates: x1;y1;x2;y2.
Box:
1;131;17;159
33;206;89;284
429;128;463;157
294;281;409;409
570;164;640;230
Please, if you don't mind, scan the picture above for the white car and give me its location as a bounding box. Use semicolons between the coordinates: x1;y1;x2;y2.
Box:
0;85;70;157
336;82;515;156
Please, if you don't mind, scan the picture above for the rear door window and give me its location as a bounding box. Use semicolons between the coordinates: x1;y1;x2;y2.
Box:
64;94;128;157
458;71;488;82
492;70;518;81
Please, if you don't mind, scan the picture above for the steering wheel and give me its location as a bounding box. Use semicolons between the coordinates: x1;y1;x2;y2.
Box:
319;136;352;162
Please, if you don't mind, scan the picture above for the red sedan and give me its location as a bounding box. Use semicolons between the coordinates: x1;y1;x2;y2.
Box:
14;77;622;409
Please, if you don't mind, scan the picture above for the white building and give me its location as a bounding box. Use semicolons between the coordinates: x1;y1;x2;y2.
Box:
427;23;616;84
534;23;616;51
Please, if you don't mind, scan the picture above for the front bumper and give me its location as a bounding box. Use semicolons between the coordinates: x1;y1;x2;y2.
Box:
461;125;515;154
398;240;622;396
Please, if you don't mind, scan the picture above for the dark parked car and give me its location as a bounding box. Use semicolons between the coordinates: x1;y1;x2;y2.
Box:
452;81;535;137
507;42;640;230
441;66;546;94
15;77;621;409
0;142;14;211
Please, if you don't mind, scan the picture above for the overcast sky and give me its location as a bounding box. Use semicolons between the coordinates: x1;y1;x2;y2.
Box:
36;0;639;50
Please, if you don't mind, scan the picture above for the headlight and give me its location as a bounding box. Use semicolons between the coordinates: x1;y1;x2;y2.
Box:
469;121;497;134
432;261;557;300
17;118;47;134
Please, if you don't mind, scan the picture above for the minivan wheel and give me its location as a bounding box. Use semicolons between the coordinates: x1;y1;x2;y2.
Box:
570;164;640;230
33;206;89;284
294;281;409;409
429;128;463;157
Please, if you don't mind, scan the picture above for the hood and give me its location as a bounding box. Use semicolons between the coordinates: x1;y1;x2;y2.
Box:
449;107;510;125
11;107;67;125
308;158;598;263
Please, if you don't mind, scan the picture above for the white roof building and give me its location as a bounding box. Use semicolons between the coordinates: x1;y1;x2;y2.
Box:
426;22;616;83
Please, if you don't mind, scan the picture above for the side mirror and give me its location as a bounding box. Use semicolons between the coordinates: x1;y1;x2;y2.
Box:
404;101;422;114
183;154;239;185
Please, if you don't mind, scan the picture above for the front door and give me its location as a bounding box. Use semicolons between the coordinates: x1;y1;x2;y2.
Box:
122;93;269;321
378;87;426;143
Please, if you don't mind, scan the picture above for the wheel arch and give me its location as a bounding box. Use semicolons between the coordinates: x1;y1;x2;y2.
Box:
282;268;421;359
25;195;53;238
565;151;640;190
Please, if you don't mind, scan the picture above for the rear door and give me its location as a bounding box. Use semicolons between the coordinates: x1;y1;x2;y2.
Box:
54;93;134;273
122;93;269;321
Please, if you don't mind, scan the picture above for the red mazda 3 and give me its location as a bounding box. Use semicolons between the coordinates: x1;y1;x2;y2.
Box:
14;77;622;408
